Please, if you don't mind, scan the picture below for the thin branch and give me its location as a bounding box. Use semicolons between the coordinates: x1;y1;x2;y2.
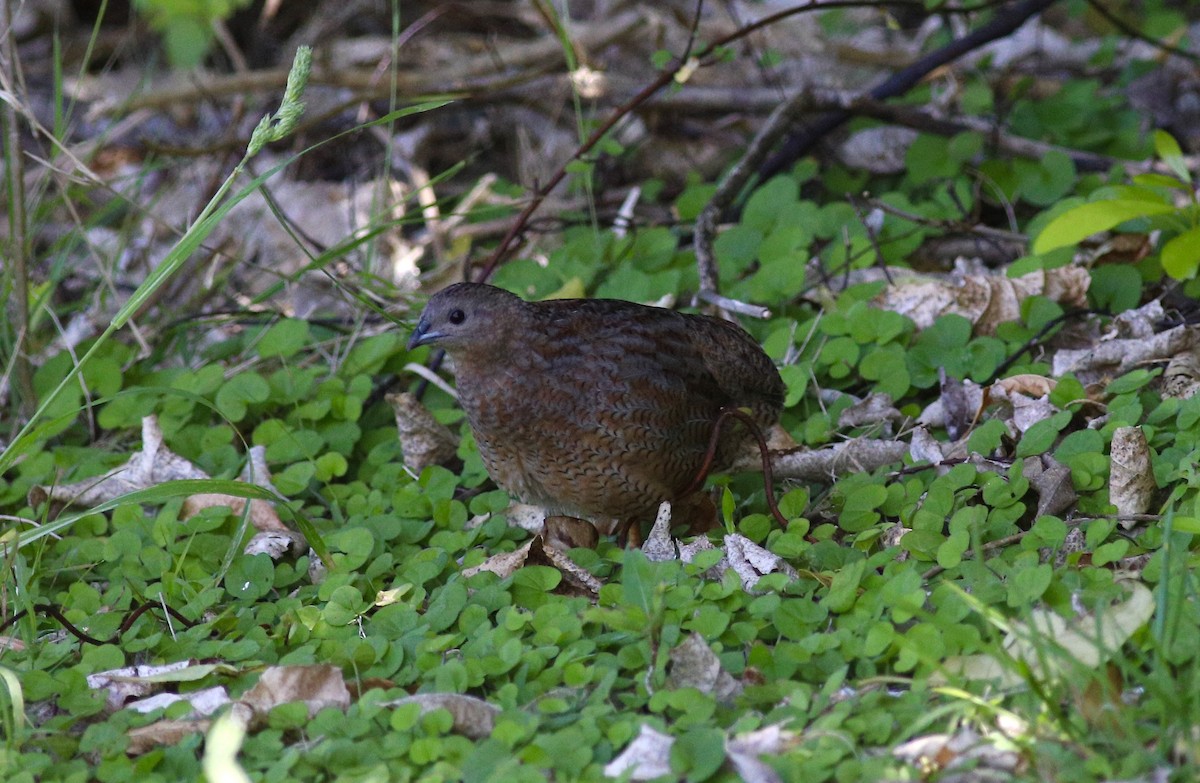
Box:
1084;0;1199;62
760;0;1060;180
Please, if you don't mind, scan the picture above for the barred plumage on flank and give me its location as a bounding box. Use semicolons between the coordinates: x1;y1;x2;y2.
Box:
408;283;784;522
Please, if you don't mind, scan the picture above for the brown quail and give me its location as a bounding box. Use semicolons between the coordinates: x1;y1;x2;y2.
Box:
407;283;785;524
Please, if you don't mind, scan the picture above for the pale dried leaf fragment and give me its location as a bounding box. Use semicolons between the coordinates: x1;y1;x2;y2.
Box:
940;372;982;440
383;693;499;740
604;724;675;780
243;529;307;558
892;727;1020;777
88;660;198;712
917;380;984;433
240;445;277;493
1052;324;1199;384
466;501;547;532
909;426;946;465
1053;526;1088;568
987;378;1060;434
642;501;677;562
725;534;798;592
127;686;229;716
880;522;910;556
29;415;206;509
938;581;1154;687
1005;391;1058;434
666;633;743;705
605;722;797;782
1108;298;1164;339
678;535;729;580
836;126;918;174
837;392;902;433
727;725;799;783
389;392;460;473
1109;427;1156;525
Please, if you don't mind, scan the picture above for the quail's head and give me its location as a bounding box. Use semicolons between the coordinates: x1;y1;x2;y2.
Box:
407;282;525;355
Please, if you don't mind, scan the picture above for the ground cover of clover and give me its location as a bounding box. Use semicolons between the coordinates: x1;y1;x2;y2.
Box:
4;2;1200;782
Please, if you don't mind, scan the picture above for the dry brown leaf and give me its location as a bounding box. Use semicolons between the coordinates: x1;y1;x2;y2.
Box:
1162;345;1200;399
1109;426;1156;525
1109;299;1164;339
461;534;601;598
1088;233;1153;267
236;664;350;728
382;693;499;740
1053;526;1088;568
873;264;1089;336
917;379;984;436
27;419;298;551
941;373;982;440
1075;663;1127;735
461;541;533;579
987;381;1059;434
994;374;1057;399
1022;455;1077;518
87;663;235;754
127;718;213;756
524;535;602;599
880;522;910;557
181;494;285;531
665;633;743;705
389;392;460;473
182;444;289;535
0;636;25;652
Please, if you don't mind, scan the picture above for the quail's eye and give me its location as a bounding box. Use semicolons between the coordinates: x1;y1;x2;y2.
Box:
448;308;466;325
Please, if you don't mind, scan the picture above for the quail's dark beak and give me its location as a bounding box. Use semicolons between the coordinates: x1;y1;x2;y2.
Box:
407;316;439;350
